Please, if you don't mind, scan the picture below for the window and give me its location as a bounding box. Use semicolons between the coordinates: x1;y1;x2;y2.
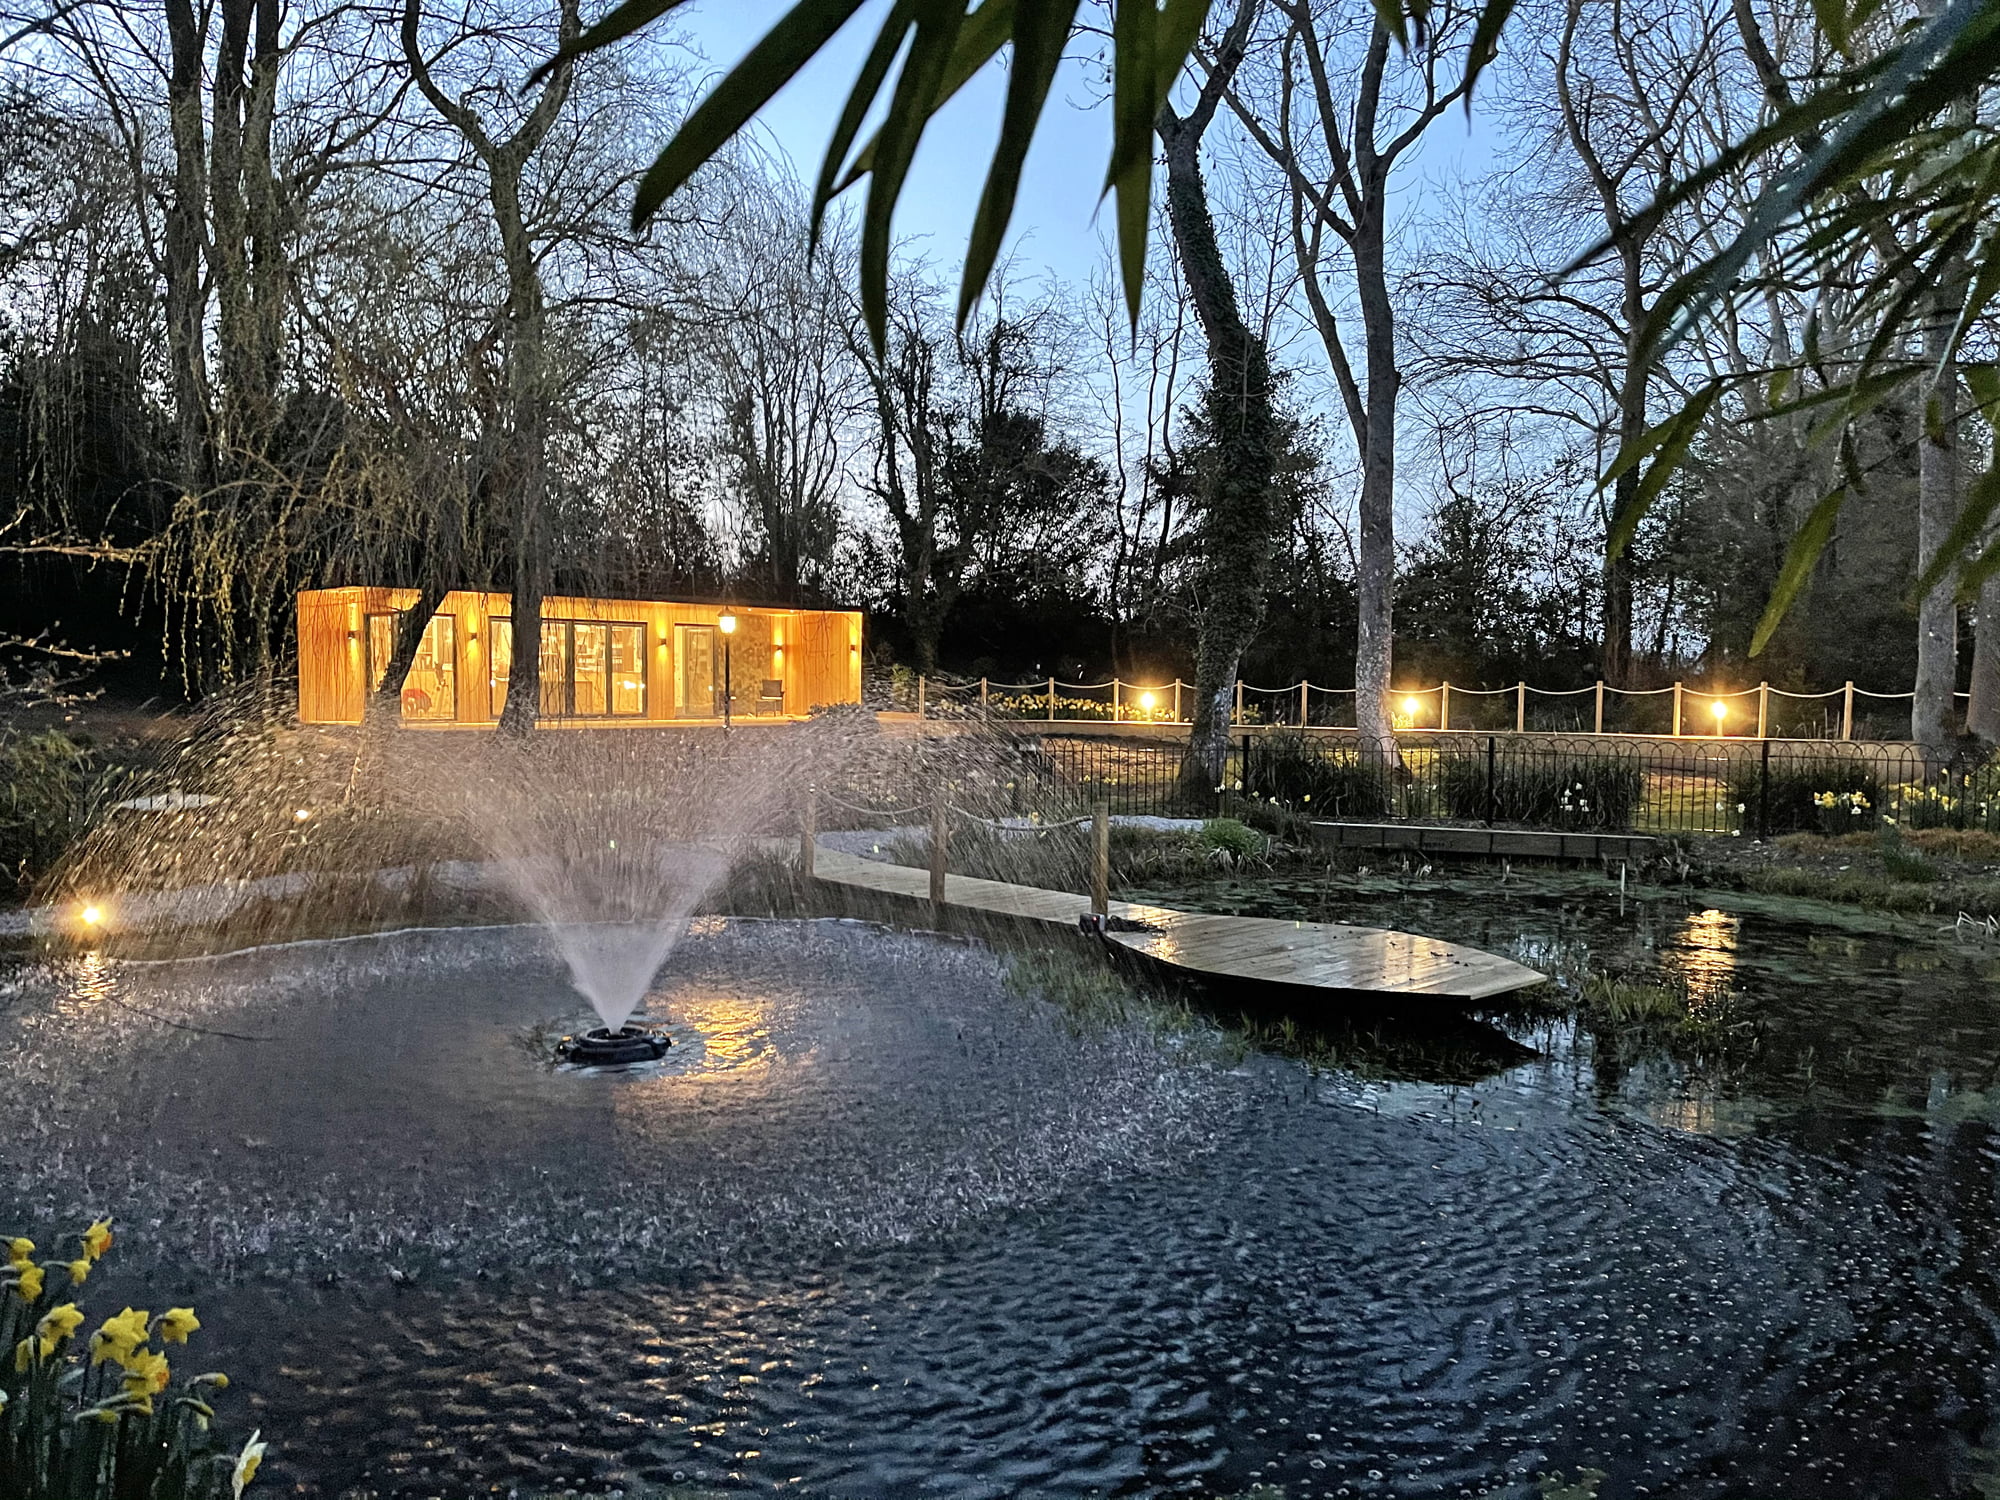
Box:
367;611;456;721
489;618;512;718
525;619;649;718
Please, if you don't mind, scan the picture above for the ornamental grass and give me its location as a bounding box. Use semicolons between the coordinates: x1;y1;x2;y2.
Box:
1;1221;265;1500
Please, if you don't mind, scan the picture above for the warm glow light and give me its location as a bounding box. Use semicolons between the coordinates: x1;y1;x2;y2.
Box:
1139;690;1157;710
1402;695;1422;716
79;905;102;927
294;808;312;822
718;612;738;635
1711;700;1728;721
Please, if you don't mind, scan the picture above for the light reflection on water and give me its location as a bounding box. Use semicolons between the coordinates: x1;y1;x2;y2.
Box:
1663;906;1740;1006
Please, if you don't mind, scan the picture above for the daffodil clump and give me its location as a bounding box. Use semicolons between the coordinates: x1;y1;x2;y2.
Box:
1;1220;267;1500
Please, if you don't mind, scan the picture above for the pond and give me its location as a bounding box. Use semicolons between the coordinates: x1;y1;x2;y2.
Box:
5;872;2000;1499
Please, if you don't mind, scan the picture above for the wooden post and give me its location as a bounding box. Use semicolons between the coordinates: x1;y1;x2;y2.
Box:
1843;681;1855;741
1757;681;1769;739
1173;679;1182;722
1672;681;1684;737
1233;679;1244;724
1091;799;1110;917
1594;680;1605;735
1515;682;1526;734
799;785;816;877
917;674;926;719
980;677;989;717
1047;677;1056;722
1113;678;1121;721
1300;680;1310;727
929;793;948;912
1440;681;1451;732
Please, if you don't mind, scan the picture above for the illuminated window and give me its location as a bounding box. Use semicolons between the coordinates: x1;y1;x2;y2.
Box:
533;620;648;718
367;612;457;721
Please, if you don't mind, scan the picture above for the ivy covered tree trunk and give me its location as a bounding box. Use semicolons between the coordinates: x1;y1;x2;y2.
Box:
1160;0;1278;799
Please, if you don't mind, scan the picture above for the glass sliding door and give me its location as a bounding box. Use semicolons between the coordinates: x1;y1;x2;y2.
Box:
572;624;609;716
675;625;716;718
366;611;457;721
609;625;646;716
488;618;512;718
538;622;568;717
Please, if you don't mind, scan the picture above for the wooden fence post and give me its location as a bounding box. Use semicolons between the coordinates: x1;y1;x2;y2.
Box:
1843;681;1855;741
929;793;948;912
1091;799;1110;917
1047;677;1056;722
917;674;926;719
1757;681;1769;739
800;785;816;877
1300;680;1310;726
1440;681;1452;732
1173;679;1182;723
1594;681;1605;736
1234;679;1244;724
1112;678;1122;721
1515;682;1526;734
980;677;989;717
1672;681;1684;737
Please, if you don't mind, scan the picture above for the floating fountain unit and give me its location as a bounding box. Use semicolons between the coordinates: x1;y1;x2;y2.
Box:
557;1022;672;1067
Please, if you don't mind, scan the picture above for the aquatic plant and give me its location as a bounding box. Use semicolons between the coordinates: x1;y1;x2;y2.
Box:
1198;817;1267;862
0;1221;262;1500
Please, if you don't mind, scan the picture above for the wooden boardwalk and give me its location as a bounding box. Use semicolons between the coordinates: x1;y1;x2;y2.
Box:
809;848;1545;1004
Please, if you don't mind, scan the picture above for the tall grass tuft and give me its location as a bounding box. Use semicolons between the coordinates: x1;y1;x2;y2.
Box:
1436;754;1643;830
1;1221;265;1500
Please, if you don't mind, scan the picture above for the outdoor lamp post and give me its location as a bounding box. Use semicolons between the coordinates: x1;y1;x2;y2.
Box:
718;611;737;728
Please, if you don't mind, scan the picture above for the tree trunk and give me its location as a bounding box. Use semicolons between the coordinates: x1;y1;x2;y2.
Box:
1968;573;2000;743
162;0;211;496
1915;354;1960;757
1350;158;1397;766
365;579;449;728
1159;0;1277;798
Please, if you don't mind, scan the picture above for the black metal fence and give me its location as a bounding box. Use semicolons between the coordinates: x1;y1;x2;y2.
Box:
1032;732;2000;839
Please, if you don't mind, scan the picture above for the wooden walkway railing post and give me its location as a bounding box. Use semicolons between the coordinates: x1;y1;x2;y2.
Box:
1440;681;1451;732
800;784;816;877
1594;680;1605;735
1300;680;1310;726
1672;681;1684;737
1757;681;1770;739
1843;681;1856;740
929;793;948;913
1515;682;1526;733
980;677;989;717
1173;679;1182;722
1047;677;1056;722
916;674;926;719
1091;800;1110;917
1234;680;1244;724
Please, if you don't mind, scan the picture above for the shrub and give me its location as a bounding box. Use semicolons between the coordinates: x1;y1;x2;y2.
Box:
1;1221;265;1500
1197;817;1266;861
0;733;107;898
1728;756;1880;835
1436;753;1643;830
1247;732;1391;818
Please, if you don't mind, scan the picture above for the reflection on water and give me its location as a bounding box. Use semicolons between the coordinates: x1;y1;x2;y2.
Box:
1664;906;1739;1007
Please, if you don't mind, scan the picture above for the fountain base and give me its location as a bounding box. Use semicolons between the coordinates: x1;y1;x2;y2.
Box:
558;1024;672;1066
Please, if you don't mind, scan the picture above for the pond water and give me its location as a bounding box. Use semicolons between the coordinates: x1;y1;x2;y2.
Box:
4;876;2000;1499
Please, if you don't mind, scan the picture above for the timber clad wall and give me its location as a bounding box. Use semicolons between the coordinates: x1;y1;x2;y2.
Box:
296;587;863;727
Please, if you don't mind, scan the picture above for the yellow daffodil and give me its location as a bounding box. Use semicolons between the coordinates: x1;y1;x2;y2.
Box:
157;1307;199;1344
12;1336;33;1372
191;1371;229;1389
232;1430;267;1498
66;1258;90;1286
6;1237;32;1267
36;1303;83;1347
121;1348;170;1397
89;1307;149;1366
81;1219;112;1261
13;1263;43;1302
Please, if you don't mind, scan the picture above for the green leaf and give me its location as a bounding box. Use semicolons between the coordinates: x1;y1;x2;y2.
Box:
1919;444;2000;598
1604;384;1720;562
1813;0;1850;55
529;0;696;84
1462;0;1517;101
1105;0;1158;330
1750;488;1848;657
810;0;922;249
629;0;870;230
959;0;1078;326
830;0;1015;196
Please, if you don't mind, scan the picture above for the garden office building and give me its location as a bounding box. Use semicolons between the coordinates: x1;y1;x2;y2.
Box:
295;588;862;726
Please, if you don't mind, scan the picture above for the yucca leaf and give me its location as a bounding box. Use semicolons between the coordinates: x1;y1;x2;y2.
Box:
528;0;693;84
959;0;1078;326
1604;384;1720;561
1918;446;2000;598
1105;0;1157;329
1750;488;1848;657
809;0;921;249
629;0;870;230
859;0;969;350
831;0;1016;196
1462;0;1516;101
1813;0;1850;55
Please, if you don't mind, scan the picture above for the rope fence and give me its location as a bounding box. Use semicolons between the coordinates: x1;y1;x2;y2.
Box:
892;673;1940;741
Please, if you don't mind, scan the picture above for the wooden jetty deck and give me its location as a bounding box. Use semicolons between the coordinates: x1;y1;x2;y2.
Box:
809;847;1545;1004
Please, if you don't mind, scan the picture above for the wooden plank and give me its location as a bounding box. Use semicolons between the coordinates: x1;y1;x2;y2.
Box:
810;848;1544;1004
